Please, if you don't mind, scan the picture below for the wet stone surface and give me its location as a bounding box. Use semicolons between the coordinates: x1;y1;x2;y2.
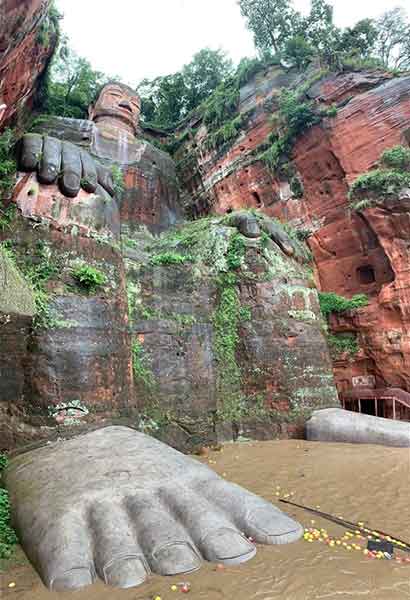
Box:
1;439;409;600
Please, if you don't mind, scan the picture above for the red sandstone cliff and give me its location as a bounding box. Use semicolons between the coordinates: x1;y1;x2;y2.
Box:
177;67;410;403
2;4;410;448
0;0;56;128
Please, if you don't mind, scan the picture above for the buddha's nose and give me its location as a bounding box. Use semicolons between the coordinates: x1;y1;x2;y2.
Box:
119;100;133;113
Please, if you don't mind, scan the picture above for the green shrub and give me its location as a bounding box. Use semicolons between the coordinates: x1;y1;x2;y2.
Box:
322;104;338;118
327;333;359;358
260;137;288;173
20;243;58;329
150;252;193;266
348;169;410;205
260;89;321;175
0;204;16;232
0;454;18;561
72;265;107;292
319;292;368;318
235;56;280;87
111;165;125;197
0;130;16;200
380;145;410;171
279;90;321;139
206;114;244;150
0;454;7;473
132;341;156;391
290;175;304;198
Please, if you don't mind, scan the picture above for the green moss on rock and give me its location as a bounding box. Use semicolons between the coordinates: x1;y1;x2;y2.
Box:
0;247;36;317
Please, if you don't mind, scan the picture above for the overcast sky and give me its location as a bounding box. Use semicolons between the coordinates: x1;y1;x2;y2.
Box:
56;0;409;86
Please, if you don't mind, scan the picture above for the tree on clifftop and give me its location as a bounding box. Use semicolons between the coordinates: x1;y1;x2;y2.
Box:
338;19;379;62
238;0;410;71
375;8;410;70
40;38;108;119
182;49;233;113
138;48;233;128
238;0;301;55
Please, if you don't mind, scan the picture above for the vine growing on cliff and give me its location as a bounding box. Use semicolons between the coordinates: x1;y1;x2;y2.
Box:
0;454;18;561
212;232;253;422
259;87;335;178
0;130;16;201
327;333;359;359
213;272;244;421
132;341;156;393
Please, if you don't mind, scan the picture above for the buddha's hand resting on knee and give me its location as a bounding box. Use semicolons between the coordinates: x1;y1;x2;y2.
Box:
19;133;116;199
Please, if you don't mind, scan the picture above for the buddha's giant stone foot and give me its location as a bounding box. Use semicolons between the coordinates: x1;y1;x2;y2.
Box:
5;427;303;592
306;408;410;447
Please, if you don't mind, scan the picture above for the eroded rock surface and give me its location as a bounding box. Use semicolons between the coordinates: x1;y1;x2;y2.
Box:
0;68;340;450
175;67;410;411
0;0;56;127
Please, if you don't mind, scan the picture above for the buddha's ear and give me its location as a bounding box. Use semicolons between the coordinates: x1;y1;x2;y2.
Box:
0;103;7;125
88;103;95;121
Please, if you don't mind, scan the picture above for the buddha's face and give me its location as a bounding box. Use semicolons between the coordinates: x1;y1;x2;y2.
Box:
90;84;141;133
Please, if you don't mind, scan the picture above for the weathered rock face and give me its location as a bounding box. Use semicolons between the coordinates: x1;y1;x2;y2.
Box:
176;68;410;406
124;215;338;450
0;247;36;447
1;199;338;450
0;0;56;127
0;208;134;447
0;81;185;448
0;53;337;451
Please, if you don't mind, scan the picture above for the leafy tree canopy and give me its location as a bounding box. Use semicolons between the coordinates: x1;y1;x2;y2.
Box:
238;0;410;71
138;48;233;128
40;37;110;119
375;7;410;70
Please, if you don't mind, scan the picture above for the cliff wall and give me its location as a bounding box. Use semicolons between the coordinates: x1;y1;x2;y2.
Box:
175;66;410;402
0;0;56;127
3;5;409;449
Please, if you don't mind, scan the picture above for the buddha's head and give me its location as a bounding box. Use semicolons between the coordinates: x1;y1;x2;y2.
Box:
89;82;141;135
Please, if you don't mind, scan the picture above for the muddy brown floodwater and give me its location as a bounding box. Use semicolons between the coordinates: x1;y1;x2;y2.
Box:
1;440;410;600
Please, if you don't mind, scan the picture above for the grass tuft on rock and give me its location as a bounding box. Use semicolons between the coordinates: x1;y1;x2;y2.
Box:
319;292;368;318
349;145;410;209
72;264;107;292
